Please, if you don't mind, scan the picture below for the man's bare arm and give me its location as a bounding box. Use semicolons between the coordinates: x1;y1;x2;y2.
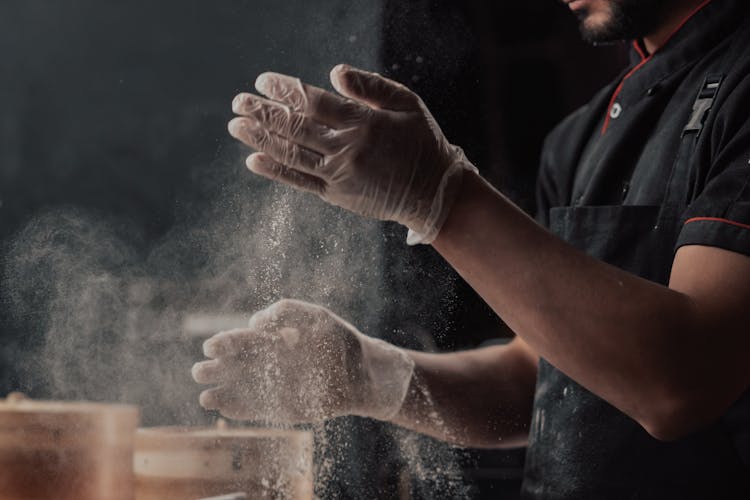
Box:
433;171;750;441
391;337;538;448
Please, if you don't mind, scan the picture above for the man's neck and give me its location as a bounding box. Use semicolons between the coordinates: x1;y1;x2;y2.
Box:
642;0;711;54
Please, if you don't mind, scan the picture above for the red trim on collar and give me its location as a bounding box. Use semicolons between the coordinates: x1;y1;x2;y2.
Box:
684;217;750;231
600;57;651;135
601;0;716;135
632;40;648;62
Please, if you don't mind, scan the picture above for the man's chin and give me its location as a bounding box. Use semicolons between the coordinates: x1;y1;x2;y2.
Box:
576;10;621;44
574;0;668;46
580;24;623;45
578;14;637;45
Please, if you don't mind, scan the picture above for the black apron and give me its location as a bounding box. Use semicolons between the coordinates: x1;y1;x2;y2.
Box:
521;75;750;499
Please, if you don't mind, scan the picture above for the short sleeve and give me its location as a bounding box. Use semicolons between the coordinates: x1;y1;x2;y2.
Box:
677;72;750;257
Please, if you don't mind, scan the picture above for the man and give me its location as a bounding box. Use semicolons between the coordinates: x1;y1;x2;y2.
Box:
192;0;750;497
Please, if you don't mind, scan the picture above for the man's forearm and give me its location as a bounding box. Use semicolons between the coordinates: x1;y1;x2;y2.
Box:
389;339;537;448
432;172;712;439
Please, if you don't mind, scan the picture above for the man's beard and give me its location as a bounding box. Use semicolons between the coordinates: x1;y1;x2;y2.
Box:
578;0;675;44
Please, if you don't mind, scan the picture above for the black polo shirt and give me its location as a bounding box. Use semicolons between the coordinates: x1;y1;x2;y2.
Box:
525;0;750;498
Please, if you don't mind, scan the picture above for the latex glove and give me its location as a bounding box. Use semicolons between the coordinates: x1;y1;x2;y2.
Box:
228;64;477;245
191;299;414;424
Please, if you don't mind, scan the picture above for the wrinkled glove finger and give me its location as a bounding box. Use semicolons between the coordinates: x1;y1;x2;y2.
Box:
251;299;319;330
203;328;251;359
198;385;239;411
192;359;227;384
228;118;325;176
232;93;342;155
247;305;275;330
246;153;326;196
255;72;370;128
199;385;265;421
205;324;289;362
248;299;305;331
330;64;420;112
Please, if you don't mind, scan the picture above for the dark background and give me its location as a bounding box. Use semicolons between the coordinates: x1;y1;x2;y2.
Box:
0;1;627;498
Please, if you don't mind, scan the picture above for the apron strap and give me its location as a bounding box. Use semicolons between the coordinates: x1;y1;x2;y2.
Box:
657;70;727;225
660;35;739;216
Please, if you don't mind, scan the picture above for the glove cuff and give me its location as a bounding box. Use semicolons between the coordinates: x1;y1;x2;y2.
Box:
353;335;415;421
406;148;478;246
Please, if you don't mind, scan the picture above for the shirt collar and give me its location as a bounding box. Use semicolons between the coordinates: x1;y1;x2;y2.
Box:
624;0;747;92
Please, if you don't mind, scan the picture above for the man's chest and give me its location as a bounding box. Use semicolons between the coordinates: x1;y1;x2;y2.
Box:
569;63;715;209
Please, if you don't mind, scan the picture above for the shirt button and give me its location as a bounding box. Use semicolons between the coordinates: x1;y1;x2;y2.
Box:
610;102;623;119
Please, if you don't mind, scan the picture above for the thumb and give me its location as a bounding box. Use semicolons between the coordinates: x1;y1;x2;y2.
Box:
330;64;420;111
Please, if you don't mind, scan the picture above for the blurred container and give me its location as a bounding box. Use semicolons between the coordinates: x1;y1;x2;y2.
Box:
0;392;139;500
134;425;313;500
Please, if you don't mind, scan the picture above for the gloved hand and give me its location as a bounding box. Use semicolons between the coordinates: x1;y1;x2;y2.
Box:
192;299;415;424
228;64;477;245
